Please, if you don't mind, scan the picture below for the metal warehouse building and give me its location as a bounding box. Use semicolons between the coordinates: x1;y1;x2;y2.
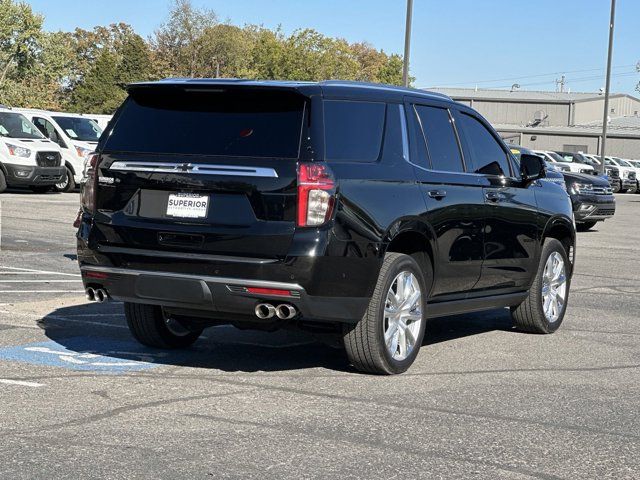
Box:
428;87;640;159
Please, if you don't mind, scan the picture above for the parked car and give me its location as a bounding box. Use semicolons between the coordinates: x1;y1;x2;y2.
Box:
614;158;640;192
564;172;615;231
552;151;597;175
77;79;576;374
514;147;613;231
581;154;622;191
17;109;102;192
605;156;637;193
0;108;66;193
532;150;570;172
625;160;640;191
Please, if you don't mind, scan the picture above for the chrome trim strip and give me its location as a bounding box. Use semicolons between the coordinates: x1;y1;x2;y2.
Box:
108;161;279;178
398;104;410;163
81;266;304;291
95;245;278;264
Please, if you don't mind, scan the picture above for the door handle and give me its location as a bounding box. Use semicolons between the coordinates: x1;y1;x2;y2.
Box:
427;190;447;200
485;191;500;202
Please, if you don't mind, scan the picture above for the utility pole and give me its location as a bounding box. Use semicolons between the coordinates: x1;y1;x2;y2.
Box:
599;0;616;175
402;0;413;87
555;75;565;93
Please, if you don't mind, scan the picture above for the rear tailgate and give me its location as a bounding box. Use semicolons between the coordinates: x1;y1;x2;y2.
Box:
93;85;309;259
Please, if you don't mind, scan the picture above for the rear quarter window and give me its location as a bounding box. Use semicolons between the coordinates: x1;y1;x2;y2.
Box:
324;100;386;162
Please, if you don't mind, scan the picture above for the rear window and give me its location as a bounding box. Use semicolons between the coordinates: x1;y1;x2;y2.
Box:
104;88;305;158
324;100;385;162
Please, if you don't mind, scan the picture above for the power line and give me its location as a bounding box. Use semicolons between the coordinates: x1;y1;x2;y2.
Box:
428;64;637;88
488;70;637;89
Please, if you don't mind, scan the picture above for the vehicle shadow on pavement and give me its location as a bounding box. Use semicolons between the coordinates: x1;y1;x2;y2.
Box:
38;303;518;374
39;302;352;374
425;308;516;346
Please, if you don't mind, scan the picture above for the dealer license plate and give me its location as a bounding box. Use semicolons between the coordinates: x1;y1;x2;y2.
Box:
166;193;209;219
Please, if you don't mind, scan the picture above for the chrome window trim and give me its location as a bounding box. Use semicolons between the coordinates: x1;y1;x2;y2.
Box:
108;161;279;178
400;103;517;182
398;104;410;162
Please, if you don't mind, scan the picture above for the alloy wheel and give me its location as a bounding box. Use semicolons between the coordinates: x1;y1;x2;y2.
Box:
383;271;423;361
541;252;567;323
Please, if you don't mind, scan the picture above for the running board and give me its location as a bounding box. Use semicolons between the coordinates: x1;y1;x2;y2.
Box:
427;292;528;318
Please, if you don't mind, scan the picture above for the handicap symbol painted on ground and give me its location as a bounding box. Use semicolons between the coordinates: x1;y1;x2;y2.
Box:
0;337;169;373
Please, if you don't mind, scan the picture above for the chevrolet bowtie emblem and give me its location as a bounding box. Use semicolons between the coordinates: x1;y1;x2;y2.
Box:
177;163;193;172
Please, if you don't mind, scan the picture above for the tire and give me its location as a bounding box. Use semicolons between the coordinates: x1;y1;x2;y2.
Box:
0;170;7;193
576;221;597;232
511;238;570;334
29;185;52;193
54;167;76;192
343;252;430;375
612;180;621;193
124;302;203;349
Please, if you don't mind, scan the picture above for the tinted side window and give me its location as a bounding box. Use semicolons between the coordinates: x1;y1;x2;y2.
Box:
324;100;385;162
33;117;65;147
414;105;464;173
459;113;511;176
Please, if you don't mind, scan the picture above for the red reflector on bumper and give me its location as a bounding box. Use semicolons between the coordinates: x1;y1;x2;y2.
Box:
246;287;292;297
84;271;109;279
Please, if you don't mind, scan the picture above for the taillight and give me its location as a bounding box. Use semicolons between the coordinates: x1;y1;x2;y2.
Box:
297;162;336;227
81;154;100;213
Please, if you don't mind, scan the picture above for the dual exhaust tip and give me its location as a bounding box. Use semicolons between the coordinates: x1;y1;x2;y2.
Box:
86;287;108;303
255;303;297;320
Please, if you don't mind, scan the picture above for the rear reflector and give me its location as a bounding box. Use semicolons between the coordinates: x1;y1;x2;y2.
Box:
84;271;109;280
246;287;292;297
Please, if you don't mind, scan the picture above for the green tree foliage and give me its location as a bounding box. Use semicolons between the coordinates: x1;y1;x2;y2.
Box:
0;0;407;113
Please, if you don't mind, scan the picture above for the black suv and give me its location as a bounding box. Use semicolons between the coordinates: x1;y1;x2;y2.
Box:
77;80;576;374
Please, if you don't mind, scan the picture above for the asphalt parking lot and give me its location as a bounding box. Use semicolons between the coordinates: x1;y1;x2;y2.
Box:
0;190;638;479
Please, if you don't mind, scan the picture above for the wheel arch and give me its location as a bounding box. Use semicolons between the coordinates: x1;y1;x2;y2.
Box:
541;215;576;273
64;161;76;175
381;219;436;285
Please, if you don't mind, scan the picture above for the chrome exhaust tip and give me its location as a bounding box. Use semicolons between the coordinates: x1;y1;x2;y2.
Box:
255;303;276;319
85;287;95;301
275;304;297;320
95;288;107;303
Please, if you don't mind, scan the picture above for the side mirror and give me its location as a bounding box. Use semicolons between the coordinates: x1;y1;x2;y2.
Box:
520;154;546;183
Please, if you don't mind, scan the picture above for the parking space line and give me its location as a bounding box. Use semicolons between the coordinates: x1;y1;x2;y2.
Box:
0;378;45;388
0;266;80;277
0;280;82;283
0;290;85;293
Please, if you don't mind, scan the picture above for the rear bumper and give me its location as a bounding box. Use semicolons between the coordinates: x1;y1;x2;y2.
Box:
4;163;65;186
80;265;368;324
571;194;615;222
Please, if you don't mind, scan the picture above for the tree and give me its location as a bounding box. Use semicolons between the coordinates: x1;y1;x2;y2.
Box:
1;0;408;113
68;31;152;113
193;24;255;78
0;0;44;105
151;0;218;77
68;49;123;113
118;33;153;84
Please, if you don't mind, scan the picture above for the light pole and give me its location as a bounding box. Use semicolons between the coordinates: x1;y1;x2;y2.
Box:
599;0;616;175
402;0;413;87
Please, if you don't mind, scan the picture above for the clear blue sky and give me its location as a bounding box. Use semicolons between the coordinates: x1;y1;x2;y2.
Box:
27;0;640;95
